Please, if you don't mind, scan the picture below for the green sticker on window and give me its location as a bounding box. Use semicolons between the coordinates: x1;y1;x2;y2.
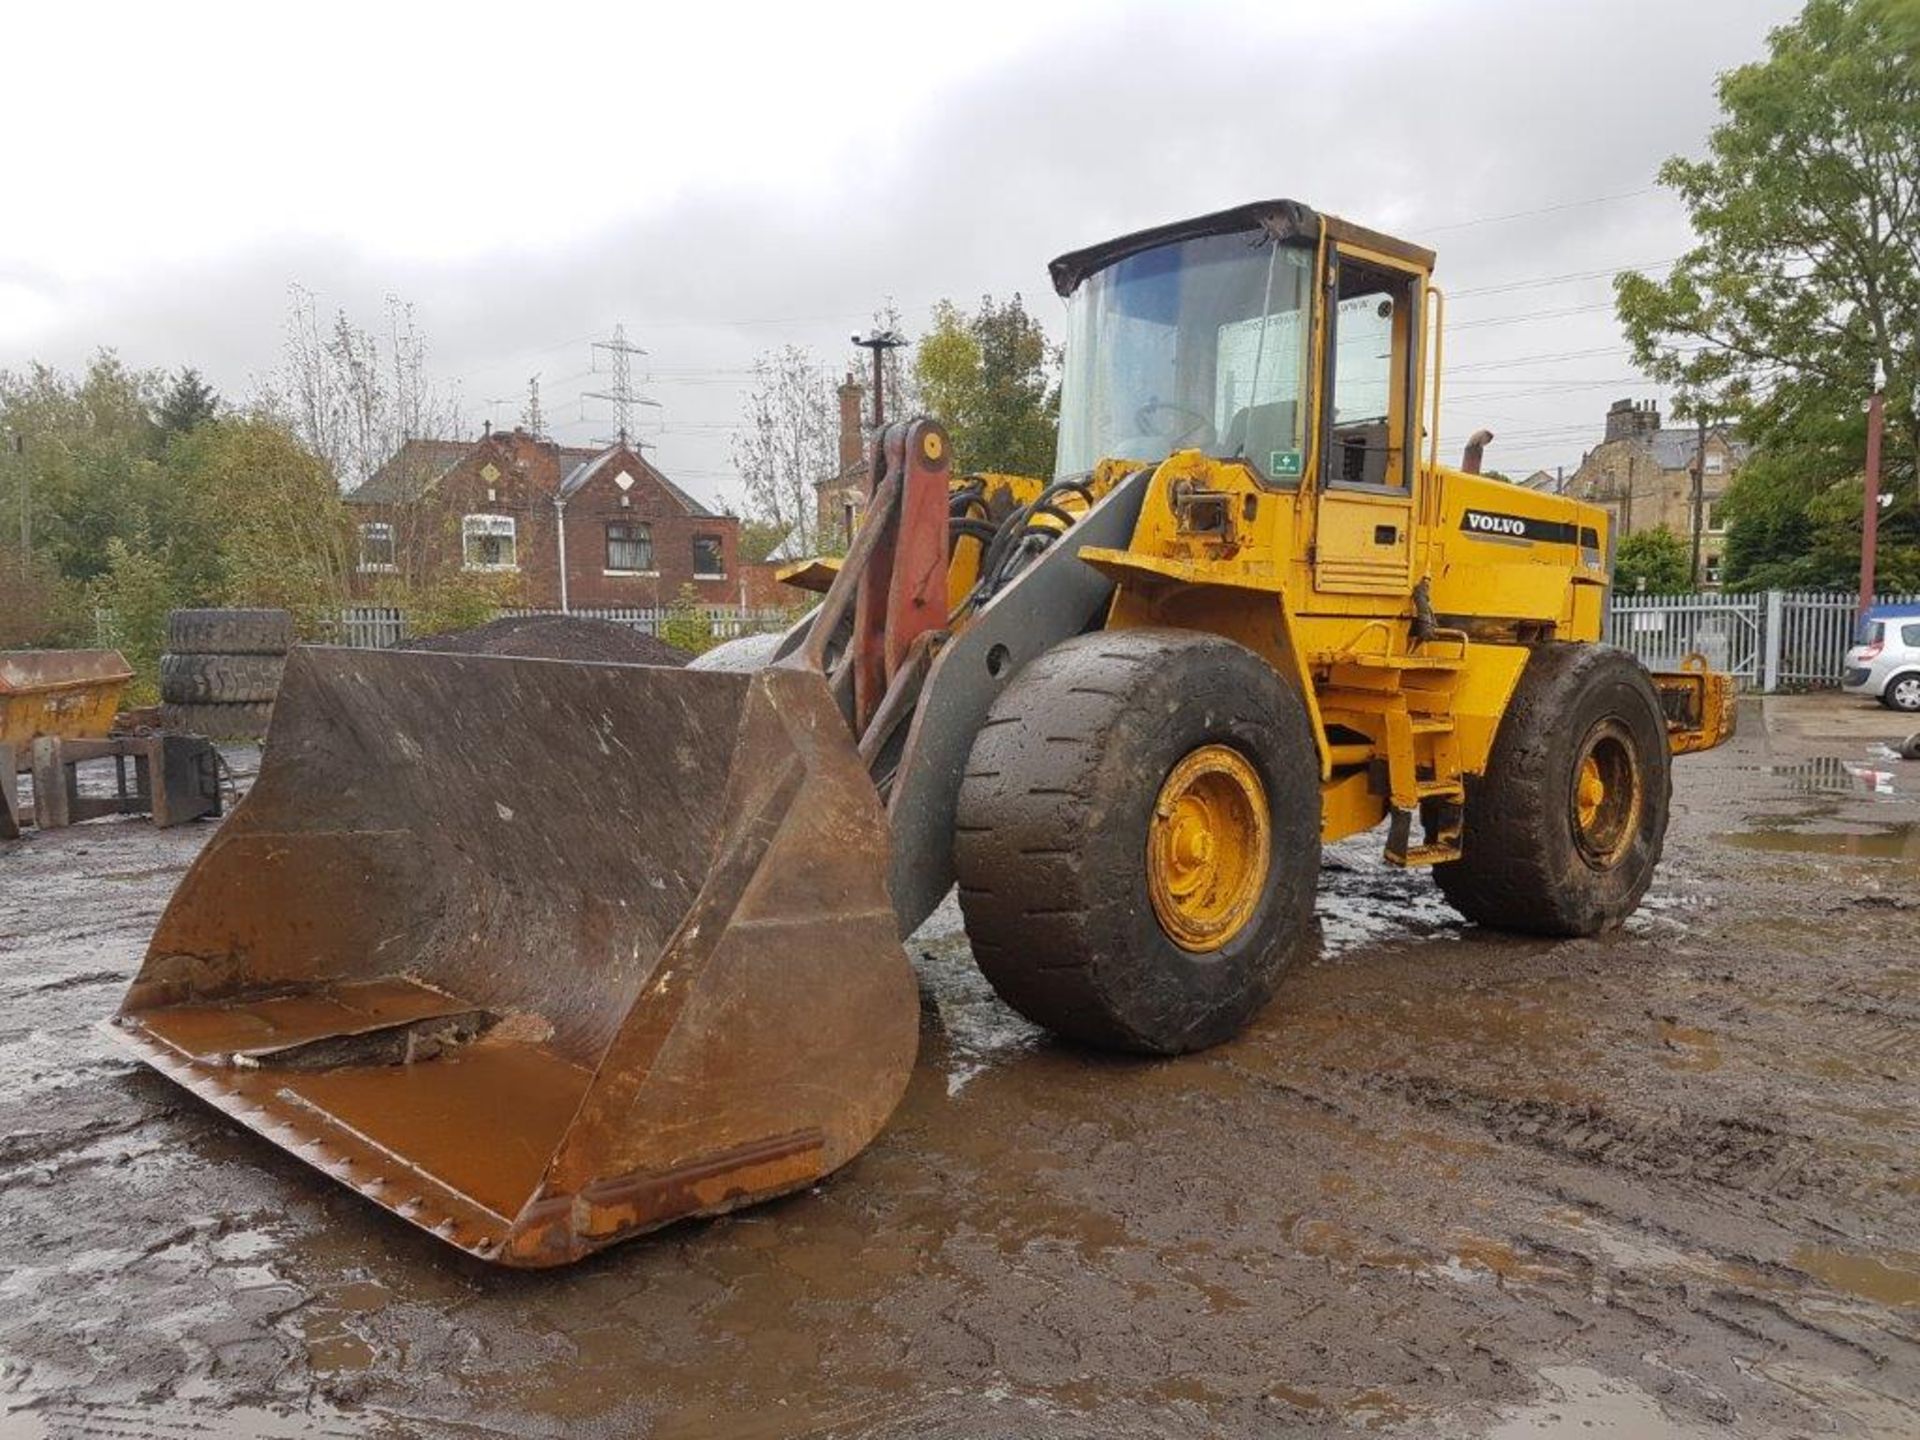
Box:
1270;449;1303;478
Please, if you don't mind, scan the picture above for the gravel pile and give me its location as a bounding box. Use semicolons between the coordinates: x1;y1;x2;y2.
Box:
404;614;692;666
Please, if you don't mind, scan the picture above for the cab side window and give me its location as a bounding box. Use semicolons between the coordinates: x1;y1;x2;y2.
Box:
1323;257;1419;490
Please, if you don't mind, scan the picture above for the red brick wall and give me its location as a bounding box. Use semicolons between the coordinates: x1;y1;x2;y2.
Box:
347;436;744;611
560;454;740;608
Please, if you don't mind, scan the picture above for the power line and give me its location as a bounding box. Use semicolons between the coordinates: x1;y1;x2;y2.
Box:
1418;186;1661;234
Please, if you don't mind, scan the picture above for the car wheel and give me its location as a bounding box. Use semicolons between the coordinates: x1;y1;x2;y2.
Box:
1886;673;1920;713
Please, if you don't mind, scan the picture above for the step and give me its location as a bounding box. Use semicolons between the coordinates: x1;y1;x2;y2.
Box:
1386;840;1463;868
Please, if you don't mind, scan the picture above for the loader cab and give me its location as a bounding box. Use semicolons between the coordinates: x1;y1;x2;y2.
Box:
1049;199;1436;598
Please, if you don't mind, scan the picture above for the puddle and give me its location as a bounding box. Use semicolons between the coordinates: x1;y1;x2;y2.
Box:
1719;820;1920;861
1486;1365;1713;1437
1791;1243;1920;1308
1741;755;1905;799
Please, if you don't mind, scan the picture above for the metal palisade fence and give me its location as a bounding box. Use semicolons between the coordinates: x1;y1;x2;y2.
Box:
327;605;795;651
1607;590;1919;691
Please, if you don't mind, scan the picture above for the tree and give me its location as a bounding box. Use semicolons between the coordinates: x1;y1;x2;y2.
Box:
914;294;1059;477
1613;526;1694;594
1615;0;1920;584
263;286;465;492
737;517;791;563
158;368;220;435
731;344;838;556
166;416;356;627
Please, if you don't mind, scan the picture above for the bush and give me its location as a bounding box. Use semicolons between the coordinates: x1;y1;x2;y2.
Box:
88;536;183;703
660;584;720;655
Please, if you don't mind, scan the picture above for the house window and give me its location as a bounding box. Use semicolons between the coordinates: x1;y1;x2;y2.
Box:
462;514;517;571
1706;498;1727;534
606;521;654;573
1705;554;1723;585
692;534;725;578
358;521;395;572
1704;452;1725;475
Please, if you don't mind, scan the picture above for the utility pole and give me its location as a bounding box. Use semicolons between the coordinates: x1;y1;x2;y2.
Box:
1860;361;1887;618
1690;410;1707;588
851;327;907;431
586;324;659;447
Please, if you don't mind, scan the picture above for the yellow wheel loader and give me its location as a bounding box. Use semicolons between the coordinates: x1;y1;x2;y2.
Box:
112;199;1736;1265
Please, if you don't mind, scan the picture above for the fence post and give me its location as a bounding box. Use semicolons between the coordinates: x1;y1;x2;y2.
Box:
1762;589;1784;694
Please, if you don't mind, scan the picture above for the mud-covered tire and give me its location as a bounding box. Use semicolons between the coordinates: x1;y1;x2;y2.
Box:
160;701;274;740
1433;643;1671;937
952;628;1321;1055
165;608;294;656
159;653;286;705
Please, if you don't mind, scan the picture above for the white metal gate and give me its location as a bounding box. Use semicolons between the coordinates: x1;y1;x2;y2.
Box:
1608;593;1765;687
1608;590;1919;691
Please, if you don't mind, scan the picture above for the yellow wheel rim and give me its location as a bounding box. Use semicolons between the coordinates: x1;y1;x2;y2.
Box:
1570;721;1641;866
1146;745;1271;952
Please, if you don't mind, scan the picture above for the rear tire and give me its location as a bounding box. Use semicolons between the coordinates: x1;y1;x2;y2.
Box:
1433;643;1670;937
159;653;285;704
952;629;1320;1054
165;608;294;656
1884;672;1920;713
160;701;274;739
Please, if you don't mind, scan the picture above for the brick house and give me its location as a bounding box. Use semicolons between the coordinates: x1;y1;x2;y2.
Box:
344;428;745;608
1565;399;1749;588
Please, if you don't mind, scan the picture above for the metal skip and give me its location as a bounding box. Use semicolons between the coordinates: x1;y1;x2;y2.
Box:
111;646;917;1266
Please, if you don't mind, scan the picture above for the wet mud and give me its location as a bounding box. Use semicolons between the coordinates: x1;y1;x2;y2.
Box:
1;703;1916;1437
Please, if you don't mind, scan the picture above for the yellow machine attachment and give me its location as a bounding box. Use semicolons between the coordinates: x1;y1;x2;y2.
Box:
114;197;1737;1266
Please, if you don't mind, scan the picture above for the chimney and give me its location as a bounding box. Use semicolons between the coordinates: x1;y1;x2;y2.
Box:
837;374;865;475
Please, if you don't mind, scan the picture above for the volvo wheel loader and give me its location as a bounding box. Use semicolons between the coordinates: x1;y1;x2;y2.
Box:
113;199;1736;1266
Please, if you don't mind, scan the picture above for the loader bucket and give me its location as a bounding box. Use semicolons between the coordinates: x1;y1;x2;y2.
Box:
111;646;917;1266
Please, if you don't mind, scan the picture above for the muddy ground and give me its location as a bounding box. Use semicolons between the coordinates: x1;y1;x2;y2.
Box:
1;695;1916;1438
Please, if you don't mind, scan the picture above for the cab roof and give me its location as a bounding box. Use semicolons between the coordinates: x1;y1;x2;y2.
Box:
1047;199;1437;298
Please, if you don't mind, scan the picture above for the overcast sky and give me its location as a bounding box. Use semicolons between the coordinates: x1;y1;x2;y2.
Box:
1;0;1801;504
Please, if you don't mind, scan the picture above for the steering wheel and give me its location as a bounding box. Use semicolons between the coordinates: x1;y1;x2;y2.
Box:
1135;399;1214;449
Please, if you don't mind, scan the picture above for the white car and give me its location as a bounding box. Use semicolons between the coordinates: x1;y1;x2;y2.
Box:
1843;604;1920;712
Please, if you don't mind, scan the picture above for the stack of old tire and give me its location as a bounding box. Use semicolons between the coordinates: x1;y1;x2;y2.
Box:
159;609;293;740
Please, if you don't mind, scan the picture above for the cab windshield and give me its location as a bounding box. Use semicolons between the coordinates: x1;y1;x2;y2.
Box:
1055;229;1314;482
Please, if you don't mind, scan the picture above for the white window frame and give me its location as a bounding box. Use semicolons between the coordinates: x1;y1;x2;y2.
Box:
462;513;518;572
357;520;397;573
604;520;657;577
1704;452;1725;475
1705;496;1728;534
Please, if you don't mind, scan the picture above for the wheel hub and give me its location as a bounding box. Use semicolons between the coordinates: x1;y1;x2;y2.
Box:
1147;745;1270;952
1570;721;1642;867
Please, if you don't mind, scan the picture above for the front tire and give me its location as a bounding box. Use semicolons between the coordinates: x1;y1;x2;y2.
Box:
1433;643;1670;937
1884;672;1920;713
952;629;1320;1054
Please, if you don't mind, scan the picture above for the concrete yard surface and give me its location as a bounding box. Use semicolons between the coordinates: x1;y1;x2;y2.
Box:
0;695;1916;1437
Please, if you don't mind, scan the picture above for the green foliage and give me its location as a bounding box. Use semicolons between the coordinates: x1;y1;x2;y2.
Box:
1;355;362;662
737;517;791;564
167;416;355;633
1615;0;1920;587
1613;526;1694;594
158;369;220;436
660;583;719;655
395;570;526;641
88;534;185;702
913;294;1059;477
